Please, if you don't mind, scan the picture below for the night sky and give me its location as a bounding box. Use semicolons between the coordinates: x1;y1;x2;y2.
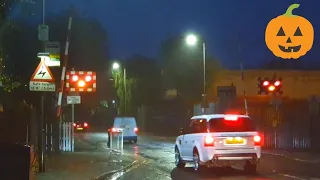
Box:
13;0;320;68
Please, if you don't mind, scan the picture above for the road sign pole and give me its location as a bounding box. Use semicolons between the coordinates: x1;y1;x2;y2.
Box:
39;95;45;172
71;103;75;152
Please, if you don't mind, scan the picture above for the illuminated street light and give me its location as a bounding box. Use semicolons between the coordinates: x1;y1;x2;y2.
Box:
112;62;120;70
185;33;207;114
185;34;197;46
111;61;127;115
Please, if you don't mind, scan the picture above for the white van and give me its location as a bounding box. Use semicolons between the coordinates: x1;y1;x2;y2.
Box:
109;117;138;143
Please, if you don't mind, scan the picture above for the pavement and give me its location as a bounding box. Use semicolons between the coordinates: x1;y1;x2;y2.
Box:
35;130;320;180
35;132;135;180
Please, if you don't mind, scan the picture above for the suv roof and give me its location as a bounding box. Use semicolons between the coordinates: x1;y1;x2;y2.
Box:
191;114;249;121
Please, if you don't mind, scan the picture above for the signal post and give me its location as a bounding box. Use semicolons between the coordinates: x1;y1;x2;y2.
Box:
65;70;96;152
29;60;56;172
257;75;283;148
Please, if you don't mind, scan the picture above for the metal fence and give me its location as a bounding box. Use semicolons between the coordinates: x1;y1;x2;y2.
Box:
59;122;73;152
229;97;320;151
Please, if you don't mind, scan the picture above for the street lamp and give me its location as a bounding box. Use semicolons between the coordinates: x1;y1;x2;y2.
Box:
186;34;198;46
112;62;120;70
185;33;207;114
112;62;127;115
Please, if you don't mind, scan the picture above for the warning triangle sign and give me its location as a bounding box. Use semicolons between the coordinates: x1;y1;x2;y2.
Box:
30;61;55;82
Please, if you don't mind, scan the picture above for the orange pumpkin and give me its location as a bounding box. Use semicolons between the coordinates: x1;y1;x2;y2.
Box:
265;4;314;59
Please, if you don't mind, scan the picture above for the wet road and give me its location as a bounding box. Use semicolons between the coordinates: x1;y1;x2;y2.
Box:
75;132;320;180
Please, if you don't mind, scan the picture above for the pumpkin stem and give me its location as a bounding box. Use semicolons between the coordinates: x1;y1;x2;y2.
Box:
284;4;300;17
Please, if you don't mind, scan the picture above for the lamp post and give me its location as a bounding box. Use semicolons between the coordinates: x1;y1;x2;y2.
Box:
112;62;127;116
185;34;207;114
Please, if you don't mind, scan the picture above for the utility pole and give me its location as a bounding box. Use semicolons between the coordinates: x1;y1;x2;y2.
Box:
237;34;248;115
123;68;127;116
39;0;46;173
202;42;207;114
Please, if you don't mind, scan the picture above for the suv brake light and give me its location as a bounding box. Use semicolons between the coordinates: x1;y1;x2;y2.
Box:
224;115;238;121
253;135;261;146
204;135;214;147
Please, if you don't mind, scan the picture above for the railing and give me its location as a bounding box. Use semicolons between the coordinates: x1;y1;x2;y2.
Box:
109;129;124;155
59;122;72;152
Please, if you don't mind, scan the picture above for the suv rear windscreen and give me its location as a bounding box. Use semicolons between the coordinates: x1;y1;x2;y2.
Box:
209;117;256;132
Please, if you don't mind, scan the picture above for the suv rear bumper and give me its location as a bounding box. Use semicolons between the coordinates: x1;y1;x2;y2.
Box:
213;153;257;160
204;153;259;167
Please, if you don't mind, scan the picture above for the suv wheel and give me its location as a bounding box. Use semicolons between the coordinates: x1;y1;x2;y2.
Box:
174;146;185;168
244;162;257;174
193;150;204;172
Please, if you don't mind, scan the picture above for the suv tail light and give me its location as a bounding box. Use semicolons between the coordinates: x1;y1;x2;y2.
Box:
134;127;138;133
204;135;214;147
253;135;261;146
84;122;88;127
73;123;76;127
111;127;117;132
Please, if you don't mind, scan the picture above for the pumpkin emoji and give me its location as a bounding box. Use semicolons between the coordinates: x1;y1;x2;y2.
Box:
265;4;314;59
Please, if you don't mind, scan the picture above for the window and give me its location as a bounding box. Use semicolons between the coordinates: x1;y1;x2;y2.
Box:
208;117;256;132
190;119;207;133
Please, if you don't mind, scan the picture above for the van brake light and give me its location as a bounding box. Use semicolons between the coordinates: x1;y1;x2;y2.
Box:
204;135;214;146
253;135;261;146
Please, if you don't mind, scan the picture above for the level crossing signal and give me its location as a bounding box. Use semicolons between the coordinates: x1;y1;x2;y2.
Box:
258;77;283;95
66;71;96;92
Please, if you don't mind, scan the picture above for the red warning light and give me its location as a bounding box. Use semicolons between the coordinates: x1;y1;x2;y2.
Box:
274;81;281;86
72;75;78;82
85;75;92;82
263;81;269;86
268;85;275;91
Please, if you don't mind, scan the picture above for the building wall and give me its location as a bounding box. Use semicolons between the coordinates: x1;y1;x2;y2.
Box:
208;70;320;100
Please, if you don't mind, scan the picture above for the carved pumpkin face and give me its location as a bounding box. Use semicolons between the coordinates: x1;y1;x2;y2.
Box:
265;4;314;59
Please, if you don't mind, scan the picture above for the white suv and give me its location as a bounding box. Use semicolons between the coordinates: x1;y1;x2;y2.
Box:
174;114;261;173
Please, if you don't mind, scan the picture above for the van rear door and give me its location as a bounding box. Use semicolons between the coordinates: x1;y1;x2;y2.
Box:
114;117;137;137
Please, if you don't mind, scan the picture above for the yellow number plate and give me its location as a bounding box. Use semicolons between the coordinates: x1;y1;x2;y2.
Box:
77;127;83;130
225;137;244;144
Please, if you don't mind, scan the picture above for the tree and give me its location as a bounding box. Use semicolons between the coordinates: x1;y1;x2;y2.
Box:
112;70;137;116
160;35;221;104
126;55;162;106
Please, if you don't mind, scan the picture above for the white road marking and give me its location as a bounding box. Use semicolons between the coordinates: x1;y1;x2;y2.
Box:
108;160;147;180
263;152;320;163
278;173;320;180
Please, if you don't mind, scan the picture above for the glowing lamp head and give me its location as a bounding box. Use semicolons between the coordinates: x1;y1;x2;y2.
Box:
72;75;79;82
85;75;92;82
78;80;86;87
268;85;275;91
263;81;269;86
112;62;120;70
186;34;197;46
